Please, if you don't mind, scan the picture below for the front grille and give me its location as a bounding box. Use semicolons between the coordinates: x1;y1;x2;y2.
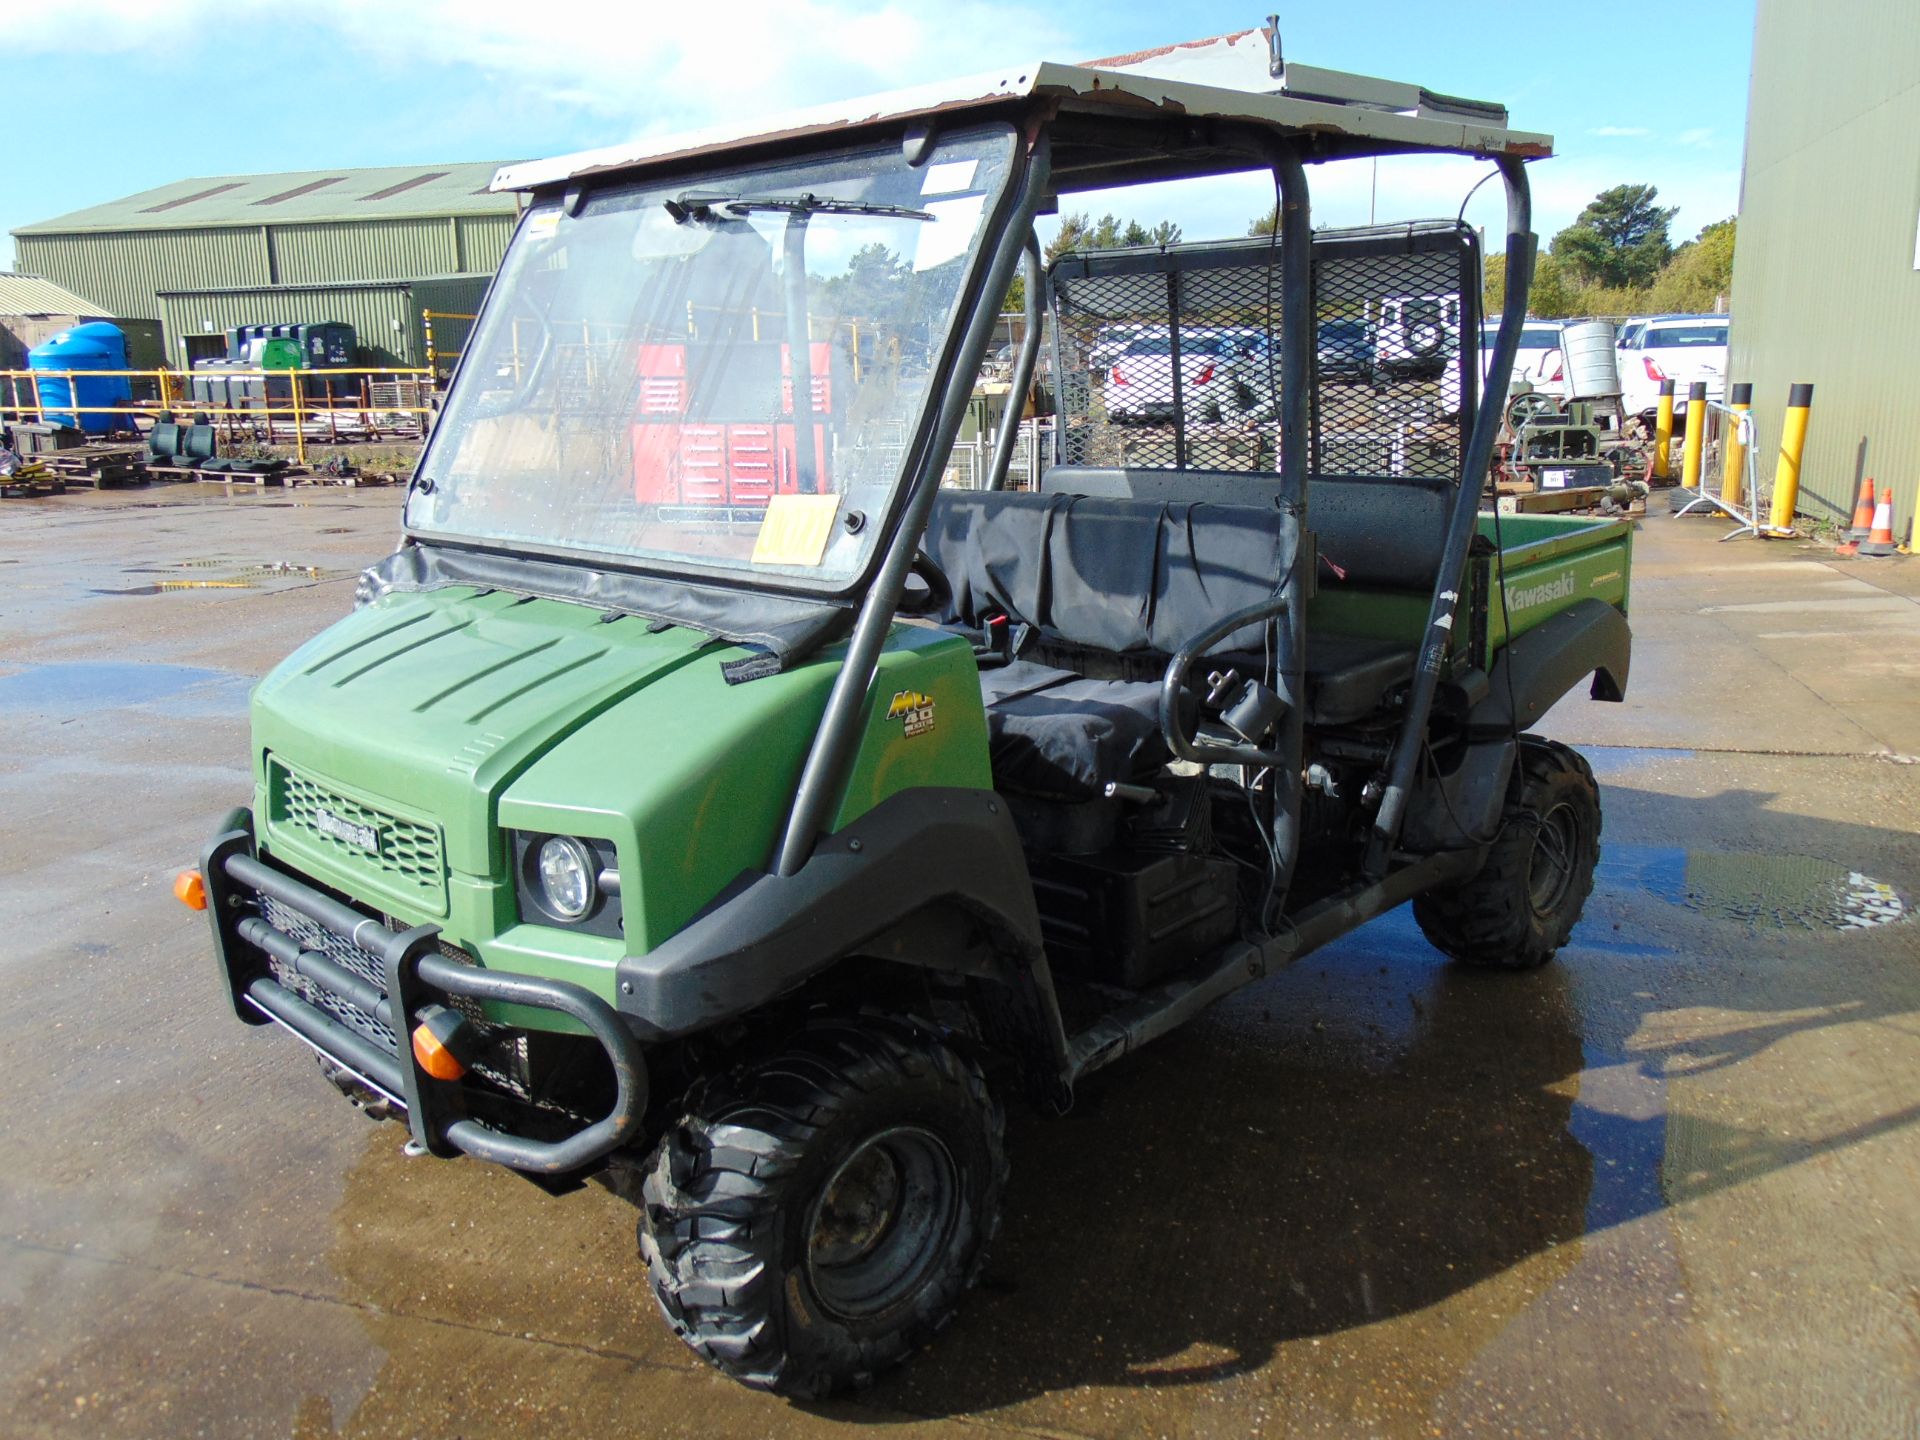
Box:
256;905;531;1101
261;893;399;1054
268;758;446;910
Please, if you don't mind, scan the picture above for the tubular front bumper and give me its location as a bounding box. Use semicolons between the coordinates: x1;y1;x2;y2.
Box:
199;817;646;1176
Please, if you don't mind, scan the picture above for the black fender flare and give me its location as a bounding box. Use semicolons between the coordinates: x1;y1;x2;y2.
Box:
614;787;1059;1054
1476;598;1630;733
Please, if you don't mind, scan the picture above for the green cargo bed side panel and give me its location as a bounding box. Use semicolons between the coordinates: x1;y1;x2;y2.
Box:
1477;513;1633;663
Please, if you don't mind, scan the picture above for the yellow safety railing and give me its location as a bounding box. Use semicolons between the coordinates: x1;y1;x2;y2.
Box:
1;367;435;466
422;310;478;376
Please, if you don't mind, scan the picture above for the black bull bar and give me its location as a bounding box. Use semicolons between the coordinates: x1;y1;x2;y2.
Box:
200;821;646;1176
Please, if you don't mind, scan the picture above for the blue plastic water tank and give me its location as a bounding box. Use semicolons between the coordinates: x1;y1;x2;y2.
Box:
27;322;133;434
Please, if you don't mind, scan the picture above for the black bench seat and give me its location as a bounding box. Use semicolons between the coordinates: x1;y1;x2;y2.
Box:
922;489;1416;798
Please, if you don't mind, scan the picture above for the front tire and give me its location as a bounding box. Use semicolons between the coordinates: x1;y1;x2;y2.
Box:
639;1019;1006;1397
1413;738;1601;969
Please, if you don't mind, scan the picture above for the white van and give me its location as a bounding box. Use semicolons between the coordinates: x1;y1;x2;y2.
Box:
1374;294;1461;379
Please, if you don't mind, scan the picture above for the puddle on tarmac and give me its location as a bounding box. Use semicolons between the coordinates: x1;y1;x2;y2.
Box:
1605;843;1908;932
0;661;251;712
1581;745;1696;777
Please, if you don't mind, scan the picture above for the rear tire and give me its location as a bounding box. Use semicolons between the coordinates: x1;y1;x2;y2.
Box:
639;1019;1006;1397
1413;738;1601;970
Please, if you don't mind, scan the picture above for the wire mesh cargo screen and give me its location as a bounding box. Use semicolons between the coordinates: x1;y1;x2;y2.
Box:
1044;223;1480;481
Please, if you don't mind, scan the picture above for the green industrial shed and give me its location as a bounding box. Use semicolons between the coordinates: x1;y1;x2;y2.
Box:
1731;0;1920;529
10;161;518;371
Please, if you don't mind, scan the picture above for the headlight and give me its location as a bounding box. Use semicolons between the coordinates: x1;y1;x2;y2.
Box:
536;836;596;920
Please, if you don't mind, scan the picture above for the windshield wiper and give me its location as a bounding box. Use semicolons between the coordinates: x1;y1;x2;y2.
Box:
665;191;934;224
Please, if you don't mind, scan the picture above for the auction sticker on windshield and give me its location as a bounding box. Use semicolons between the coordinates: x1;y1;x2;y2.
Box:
751;494;841;568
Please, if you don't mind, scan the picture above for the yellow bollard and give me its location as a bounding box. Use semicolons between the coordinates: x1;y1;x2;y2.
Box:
1722;381;1751;506
1765;382;1814;537
1653;380;1675;480
290;374;307;467
1680;381;1707;491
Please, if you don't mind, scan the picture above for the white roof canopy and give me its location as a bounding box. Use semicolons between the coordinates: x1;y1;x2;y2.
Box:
492;26;1549;195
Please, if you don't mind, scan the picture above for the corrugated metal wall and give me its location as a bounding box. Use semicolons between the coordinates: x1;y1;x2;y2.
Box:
14;227;266;319
407;274;493;376
1731;0;1920;529
454;215;514;273
14;212;517;353
271;219;455;284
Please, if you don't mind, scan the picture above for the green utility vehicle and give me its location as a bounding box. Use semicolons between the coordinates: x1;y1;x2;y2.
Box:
186;27;1632;1397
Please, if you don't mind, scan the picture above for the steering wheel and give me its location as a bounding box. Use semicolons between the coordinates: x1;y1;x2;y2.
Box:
898;549;952;617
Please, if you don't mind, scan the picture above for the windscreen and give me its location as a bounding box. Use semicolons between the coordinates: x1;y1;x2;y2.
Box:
408;126;1016;588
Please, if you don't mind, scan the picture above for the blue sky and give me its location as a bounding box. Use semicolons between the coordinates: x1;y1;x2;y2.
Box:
2;0;1753;273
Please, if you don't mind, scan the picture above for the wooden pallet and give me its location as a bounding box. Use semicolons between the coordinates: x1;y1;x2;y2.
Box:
192;468;295;488
43;448;149;487
1;469;66;498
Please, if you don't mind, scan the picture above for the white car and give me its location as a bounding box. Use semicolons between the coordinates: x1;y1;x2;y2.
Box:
1617;315;1728;419
1104;331;1232;421
1088;323;1153;372
1481;320;1567;400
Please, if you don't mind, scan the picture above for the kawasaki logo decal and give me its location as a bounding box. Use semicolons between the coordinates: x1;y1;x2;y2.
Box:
312;807;380;855
1505;572;1576;613
886;689;936;738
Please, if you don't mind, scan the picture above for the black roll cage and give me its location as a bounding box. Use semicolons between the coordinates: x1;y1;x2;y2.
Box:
774;112;1537;902
412;99;1538;906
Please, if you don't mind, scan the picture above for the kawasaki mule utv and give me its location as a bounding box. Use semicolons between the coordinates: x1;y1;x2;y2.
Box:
182;25;1632;1397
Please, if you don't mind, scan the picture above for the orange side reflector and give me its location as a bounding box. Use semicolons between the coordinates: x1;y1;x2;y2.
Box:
412;1023;467;1081
174;870;207;911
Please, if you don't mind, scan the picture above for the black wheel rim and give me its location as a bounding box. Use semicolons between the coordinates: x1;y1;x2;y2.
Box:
805;1125;959;1322
1527;802;1580;918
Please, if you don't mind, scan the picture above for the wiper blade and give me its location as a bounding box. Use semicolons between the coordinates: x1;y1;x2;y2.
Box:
665;191;933;224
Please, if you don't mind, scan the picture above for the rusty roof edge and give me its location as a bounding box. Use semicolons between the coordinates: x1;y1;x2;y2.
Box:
491;56;1549;194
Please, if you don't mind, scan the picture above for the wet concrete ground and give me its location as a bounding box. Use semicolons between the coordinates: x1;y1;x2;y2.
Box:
1;485;1917;1437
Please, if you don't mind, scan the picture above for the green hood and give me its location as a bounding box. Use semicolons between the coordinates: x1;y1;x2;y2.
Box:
251;586;715;912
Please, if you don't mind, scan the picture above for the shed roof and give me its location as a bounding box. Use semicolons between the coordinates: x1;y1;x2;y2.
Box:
0;271;111;316
495;27;1549;193
14;162;519;236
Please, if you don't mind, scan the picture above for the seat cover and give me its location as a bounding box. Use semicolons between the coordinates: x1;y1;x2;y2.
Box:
978;659;1167;801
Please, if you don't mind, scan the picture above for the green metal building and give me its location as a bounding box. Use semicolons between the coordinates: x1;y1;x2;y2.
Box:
1730;0;1920;530
10;161;518;370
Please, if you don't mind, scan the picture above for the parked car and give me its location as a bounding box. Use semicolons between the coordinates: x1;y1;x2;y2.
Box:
1088;322;1152;372
1374;293;1461;378
1614;313;1689;355
1617;315;1728;419
1317;318;1375;380
1481;320;1567;400
1105;331;1231;421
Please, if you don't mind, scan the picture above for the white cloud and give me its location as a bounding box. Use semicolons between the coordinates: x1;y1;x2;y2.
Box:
1589;125;1652;138
0;0;1068;138
1675;127;1715;149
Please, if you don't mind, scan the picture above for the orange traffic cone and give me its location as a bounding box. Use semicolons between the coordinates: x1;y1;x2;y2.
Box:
1846;475;1877;540
1859;486;1899;557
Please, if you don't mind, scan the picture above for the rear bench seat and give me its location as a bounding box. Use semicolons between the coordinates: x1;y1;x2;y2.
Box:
923;491;1295;800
